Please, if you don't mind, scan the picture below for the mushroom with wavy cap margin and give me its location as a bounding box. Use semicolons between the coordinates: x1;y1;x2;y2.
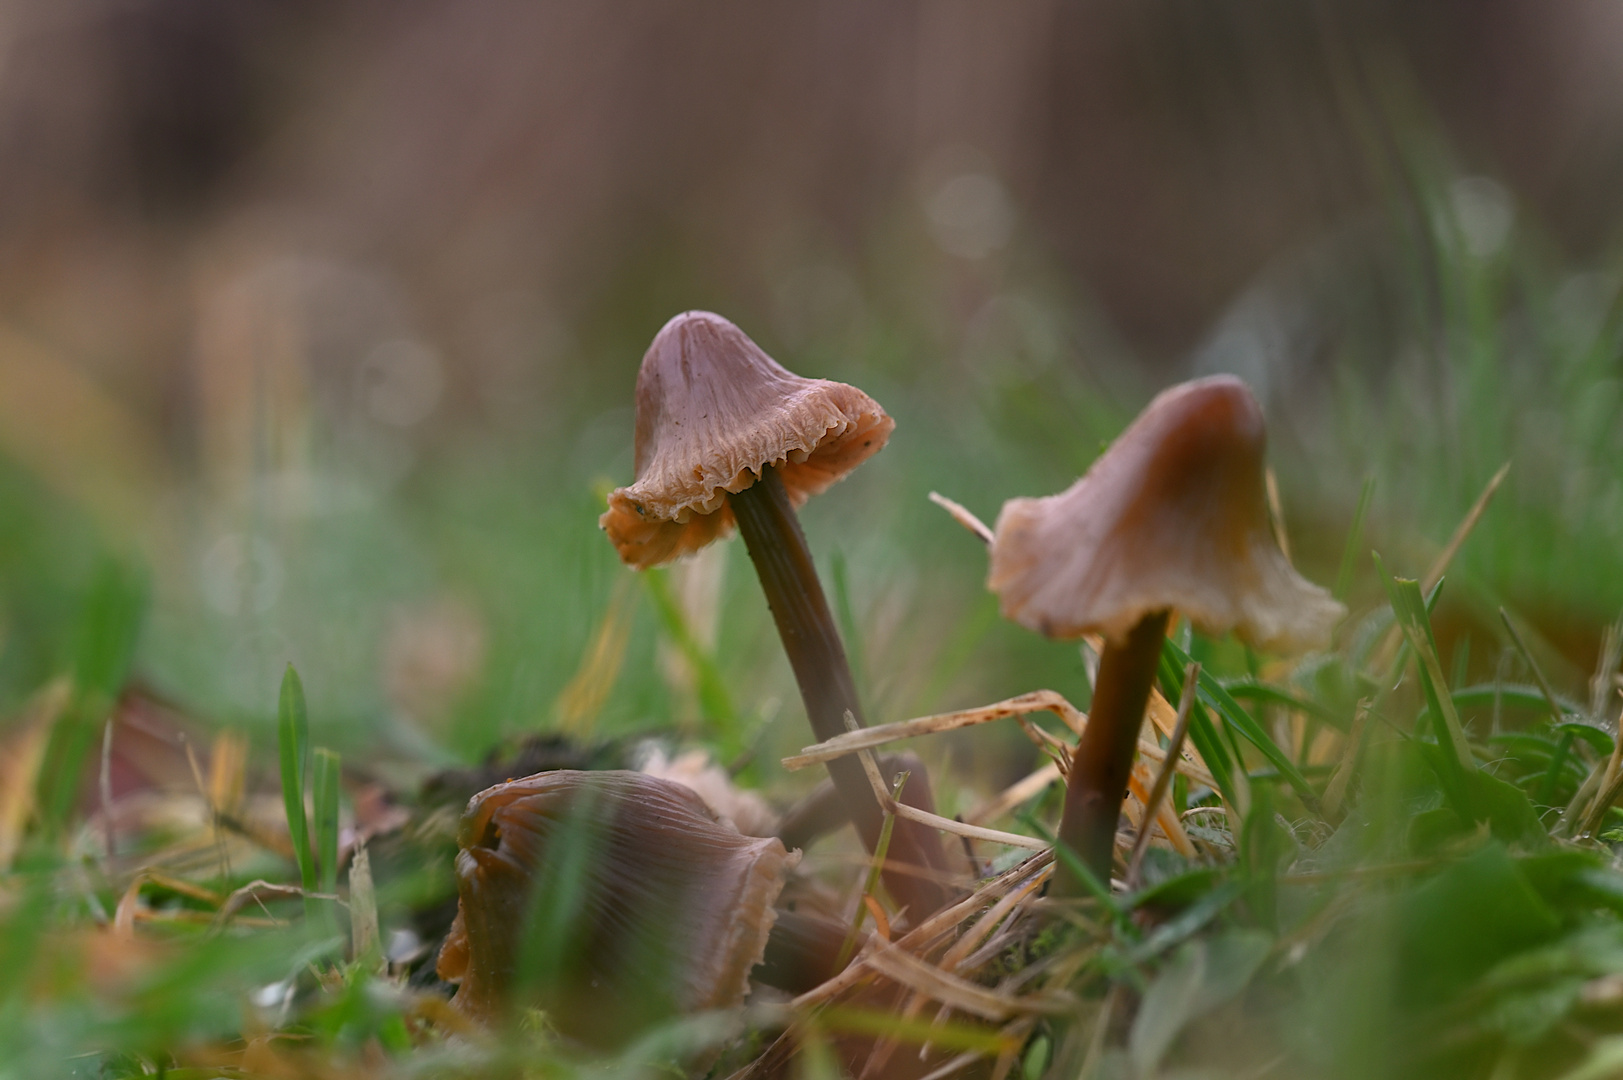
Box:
600;311;961;921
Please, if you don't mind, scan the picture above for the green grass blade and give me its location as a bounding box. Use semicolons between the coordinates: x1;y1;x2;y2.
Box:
1451;684;1586;718
1158;650;1235;805
1375;554;1476;777
313;746;342;941
1162;638;1315;804
642;567;741;745
837;770;906;969
1499;607;1570;723
35;559;147;838
1122;880;1245;965
1221;680;1349;729
815;1005;1018;1054
1019;812;1123;921
514;786;606;1007
277;664;316;896
1538;730;1575;809
1334;475;1376;601
312;748;341;897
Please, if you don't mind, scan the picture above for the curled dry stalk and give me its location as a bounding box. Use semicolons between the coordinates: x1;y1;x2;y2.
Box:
1579;704;1623;838
1126;663;1199;885
785;690;1216;865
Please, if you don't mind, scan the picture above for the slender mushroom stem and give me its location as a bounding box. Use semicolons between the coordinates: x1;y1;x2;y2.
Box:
1055;609;1171;896
731;466;953;919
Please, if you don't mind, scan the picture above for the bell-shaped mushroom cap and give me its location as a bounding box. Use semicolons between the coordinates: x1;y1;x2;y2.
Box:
601;311;893;568
988;375;1345;653
435;769;795;1042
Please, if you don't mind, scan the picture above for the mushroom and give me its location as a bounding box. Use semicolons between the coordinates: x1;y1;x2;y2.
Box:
436;769;795;1042
987;375;1344;893
600;312;959;920
602;311;893;571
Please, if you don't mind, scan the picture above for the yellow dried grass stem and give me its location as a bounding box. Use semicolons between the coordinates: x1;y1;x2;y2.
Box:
851;737;1048;852
554;575;636;737
786;690;1216;792
0;680;67;870
786;691;1085;769
1126;763;1196;860
861;947;1074;1021
207;730;249;818
1322;699;1371;820
1367;462;1509;674
869;871;1051;1074
793;851;1054;1009
1265;466;1292;564
965;763;1061;827
928;491;994;546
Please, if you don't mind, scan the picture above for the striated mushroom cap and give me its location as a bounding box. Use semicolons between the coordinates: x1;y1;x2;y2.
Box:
988;375;1345;653
600;311;893;568
435;769;796;1042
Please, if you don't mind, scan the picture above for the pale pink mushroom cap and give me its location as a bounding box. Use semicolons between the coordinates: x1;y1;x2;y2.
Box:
988;375;1345;653
600;311;893;569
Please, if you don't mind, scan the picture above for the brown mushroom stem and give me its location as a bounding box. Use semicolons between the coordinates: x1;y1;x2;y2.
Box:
1055;609;1171;896
731;466;953;919
756;909;860;993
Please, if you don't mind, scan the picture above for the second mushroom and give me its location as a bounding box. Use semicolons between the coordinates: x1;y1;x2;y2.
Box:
987;375;1345;894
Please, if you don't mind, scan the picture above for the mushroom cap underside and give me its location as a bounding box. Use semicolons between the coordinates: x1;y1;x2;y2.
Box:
988;375;1345;654
601;311;892;569
436;769;795;1040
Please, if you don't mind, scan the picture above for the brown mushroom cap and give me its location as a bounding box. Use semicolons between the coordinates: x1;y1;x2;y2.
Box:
987;375;1345;653
600;311;893;568
435;769;796;1041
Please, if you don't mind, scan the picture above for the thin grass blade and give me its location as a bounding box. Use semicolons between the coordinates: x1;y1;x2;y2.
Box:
277;664;316;896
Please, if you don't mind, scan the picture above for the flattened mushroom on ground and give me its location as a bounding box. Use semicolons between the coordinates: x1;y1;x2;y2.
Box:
987;375;1345;893
600;311;961;921
436;770;794;1041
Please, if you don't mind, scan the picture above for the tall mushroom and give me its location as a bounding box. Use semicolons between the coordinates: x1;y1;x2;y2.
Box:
987;375;1344;894
601;311;958;920
436;770;794;1041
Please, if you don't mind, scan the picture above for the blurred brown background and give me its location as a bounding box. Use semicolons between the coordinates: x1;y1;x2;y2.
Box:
3;1;1622;740
5;1;1622;444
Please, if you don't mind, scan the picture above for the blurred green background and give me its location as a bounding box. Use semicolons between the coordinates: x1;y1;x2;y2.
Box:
1;0;1621;804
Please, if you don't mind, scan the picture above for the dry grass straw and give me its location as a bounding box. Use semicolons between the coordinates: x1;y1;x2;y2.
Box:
785;691;1215;792
1580;703;1623;837
803;719;1087;1077
843;712;1049;852
1127;663;1199;881
861;871;1051;1076
792;850;1057;1010
784;846;1067;1080
966;763;1061;827
1124;765;1196;860
791;689;1208;858
1265;466;1291;563
554;575;636;737
0;679;68;870
928;491;995;546
1367;461;1509;674
1321;699;1371;820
